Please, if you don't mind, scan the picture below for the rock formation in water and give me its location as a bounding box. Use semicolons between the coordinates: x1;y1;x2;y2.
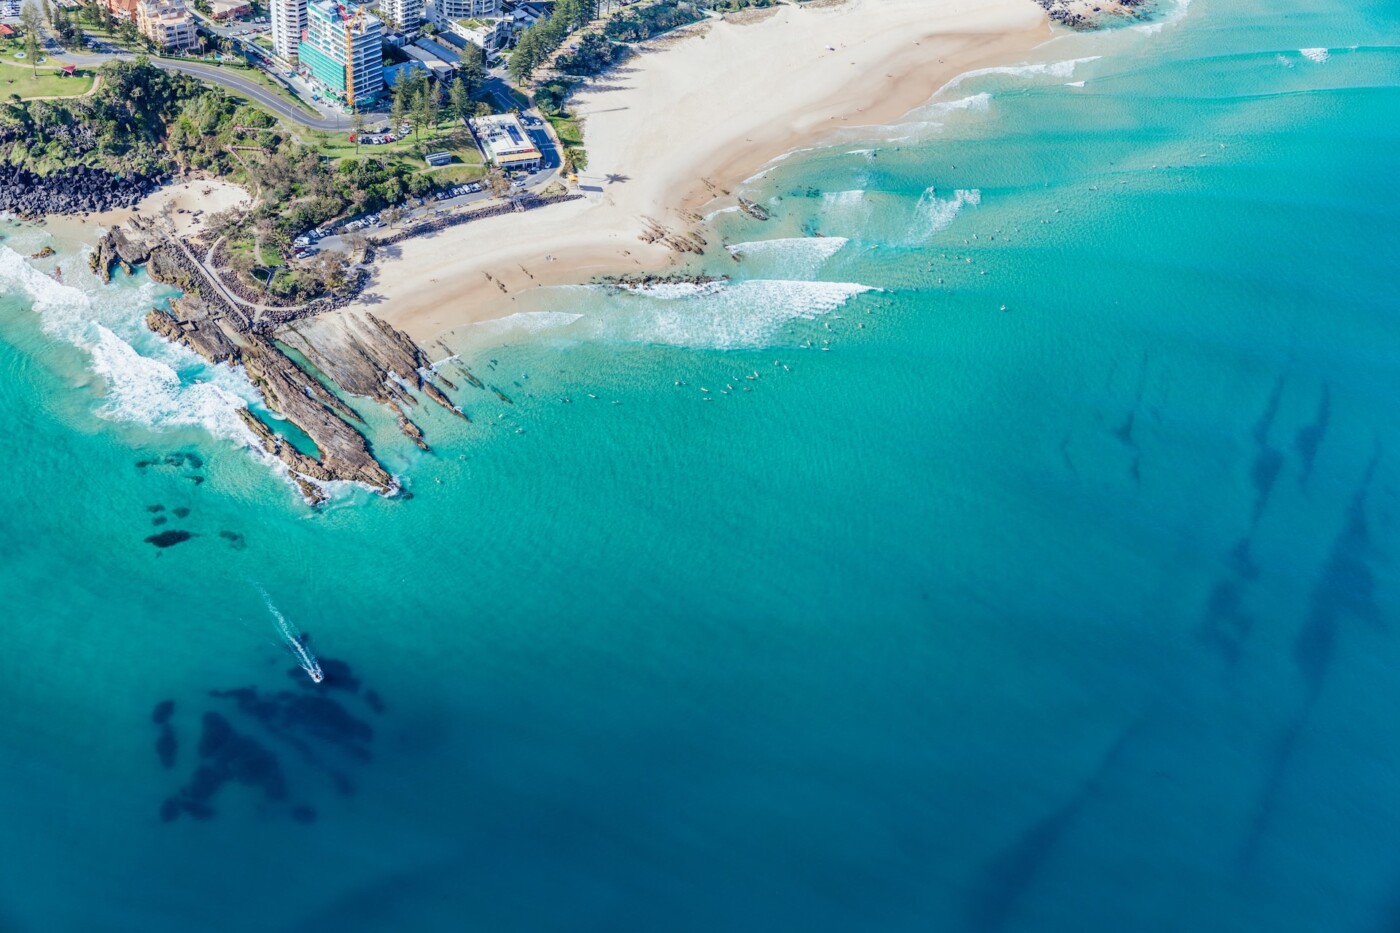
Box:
95;218;462;504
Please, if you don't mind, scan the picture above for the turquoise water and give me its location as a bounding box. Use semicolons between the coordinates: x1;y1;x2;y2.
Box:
2;0;1399;928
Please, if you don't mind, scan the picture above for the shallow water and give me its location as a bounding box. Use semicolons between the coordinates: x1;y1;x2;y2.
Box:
2;0;1399;928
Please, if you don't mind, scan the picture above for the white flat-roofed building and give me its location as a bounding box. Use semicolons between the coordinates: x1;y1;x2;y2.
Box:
470;112;542;174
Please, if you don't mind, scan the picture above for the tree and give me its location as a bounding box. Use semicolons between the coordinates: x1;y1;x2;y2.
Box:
421;82;440;140
459;43;485;95
389;77;409;135
447;74;470;124
351;108;365;153
20;1;44;77
381;205;403;228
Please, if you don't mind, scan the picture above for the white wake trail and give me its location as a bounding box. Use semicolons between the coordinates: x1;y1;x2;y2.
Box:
259;587;323;683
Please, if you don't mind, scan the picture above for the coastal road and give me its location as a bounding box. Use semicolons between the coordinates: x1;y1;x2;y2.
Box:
59;49;362;131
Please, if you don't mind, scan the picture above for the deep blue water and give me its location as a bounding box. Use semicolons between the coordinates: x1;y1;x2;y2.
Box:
1;0;1399;928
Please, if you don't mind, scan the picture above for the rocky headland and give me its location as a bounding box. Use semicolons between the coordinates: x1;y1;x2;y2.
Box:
95;218;469;504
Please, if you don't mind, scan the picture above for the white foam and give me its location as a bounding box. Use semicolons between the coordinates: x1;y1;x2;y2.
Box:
87;324;255;440
726;237;849;277
940;57;1101;94
469;310;584;341
910;188;982;243
1134;0;1192;32
0;244;260;446
1299;47;1330;63
822;189;866;208
608;279;875;350
260;586;323;683
1066;80;1086;88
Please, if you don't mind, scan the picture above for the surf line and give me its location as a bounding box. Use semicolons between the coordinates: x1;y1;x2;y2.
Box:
258;586;324;683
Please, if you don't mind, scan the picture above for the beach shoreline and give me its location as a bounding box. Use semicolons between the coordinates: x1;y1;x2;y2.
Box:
343;0;1052;347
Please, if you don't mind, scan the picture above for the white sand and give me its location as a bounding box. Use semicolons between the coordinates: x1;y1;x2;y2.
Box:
42;179;253;246
345;0;1051;343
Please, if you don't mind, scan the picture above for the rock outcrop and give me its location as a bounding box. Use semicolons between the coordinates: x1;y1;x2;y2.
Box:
0;164;161;218
117;217;462;503
1034;0;1151;29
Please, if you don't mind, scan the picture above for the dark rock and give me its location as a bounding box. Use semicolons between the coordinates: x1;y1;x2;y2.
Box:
0;164;159;222
291;805;318;824
146;504;165;513
364;689;385;715
219;530;247;550
152;516;169;526
152;699;175;724
172;507;191;519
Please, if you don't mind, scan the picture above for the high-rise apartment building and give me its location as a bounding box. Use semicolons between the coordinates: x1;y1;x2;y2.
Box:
297;0;385;109
378;0;422;32
270;0;308;63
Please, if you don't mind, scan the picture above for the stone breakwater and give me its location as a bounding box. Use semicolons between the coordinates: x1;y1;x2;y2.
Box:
94;220;469;504
0;164;162;218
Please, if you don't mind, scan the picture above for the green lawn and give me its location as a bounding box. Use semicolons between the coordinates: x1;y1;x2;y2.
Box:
420;162;487;185
0;60;97;99
545;112;583;151
313;122;487;176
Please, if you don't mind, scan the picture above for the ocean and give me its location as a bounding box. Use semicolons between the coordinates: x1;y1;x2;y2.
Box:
1;0;1398;928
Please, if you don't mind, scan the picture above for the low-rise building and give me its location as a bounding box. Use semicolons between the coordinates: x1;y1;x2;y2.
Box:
470;113;542;174
414;36;459;66
402;43;452;81
100;0;141;20
383;58;428;87
446;15;508;51
208;0;252;20
136;0;199;51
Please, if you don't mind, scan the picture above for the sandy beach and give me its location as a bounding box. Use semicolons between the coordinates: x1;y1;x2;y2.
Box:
346;0;1051;345
40;179;253;246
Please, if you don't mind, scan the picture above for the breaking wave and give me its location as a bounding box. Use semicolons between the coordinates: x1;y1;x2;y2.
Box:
1299;47;1330;63
0;243;258;444
607;279;876;349
726;237;849;278
481;279;876;351
940;58;1101;94
909;188;982;243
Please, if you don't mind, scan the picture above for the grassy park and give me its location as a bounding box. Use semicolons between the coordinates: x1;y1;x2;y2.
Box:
0;58;96;99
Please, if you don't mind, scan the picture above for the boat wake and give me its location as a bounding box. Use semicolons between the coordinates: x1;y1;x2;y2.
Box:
259;587;323;683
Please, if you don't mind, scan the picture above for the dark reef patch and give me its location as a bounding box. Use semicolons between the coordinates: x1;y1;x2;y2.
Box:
145;530;194;548
219;530;247;550
154;655;383;824
173;507;191;519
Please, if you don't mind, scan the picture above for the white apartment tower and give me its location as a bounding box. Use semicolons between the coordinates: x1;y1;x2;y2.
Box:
270;0;308;63
379;0;422;31
433;0;498;32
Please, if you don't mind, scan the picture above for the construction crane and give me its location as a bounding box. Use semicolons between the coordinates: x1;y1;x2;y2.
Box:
339;4;370;109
